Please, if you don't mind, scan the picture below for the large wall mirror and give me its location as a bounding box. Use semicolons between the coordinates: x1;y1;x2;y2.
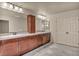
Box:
0;2;50;36
36;15;50;32
0;4;27;36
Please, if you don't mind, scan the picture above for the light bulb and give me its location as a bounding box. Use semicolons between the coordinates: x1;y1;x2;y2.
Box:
19;8;23;12
37;15;46;20
14;6;19;11
37;15;43;19
9;4;13;9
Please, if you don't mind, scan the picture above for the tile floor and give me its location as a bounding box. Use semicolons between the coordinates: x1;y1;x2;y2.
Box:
23;43;79;56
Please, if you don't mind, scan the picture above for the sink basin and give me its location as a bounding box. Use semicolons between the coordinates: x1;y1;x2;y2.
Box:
0;35;14;38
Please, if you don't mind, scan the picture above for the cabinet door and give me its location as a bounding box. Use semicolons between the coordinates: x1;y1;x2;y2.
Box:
29;36;38;49
56;17;79;47
27;15;35;33
19;36;42;55
19;37;32;55
2;39;18;56
37;35;43;46
42;34;49;44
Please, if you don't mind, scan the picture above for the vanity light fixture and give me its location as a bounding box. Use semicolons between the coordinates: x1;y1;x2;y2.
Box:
19;8;23;12
9;4;13;9
37;15;43;19
14;6;19;11
37;15;47;20
0;2;24;13
42;16;47;20
1;2;8;8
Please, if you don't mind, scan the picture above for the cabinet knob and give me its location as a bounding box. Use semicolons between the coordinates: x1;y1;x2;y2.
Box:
66;32;69;34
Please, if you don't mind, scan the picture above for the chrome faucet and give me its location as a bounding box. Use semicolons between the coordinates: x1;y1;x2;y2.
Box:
12;32;17;35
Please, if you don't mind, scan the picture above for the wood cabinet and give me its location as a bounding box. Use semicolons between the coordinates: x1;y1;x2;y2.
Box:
19;35;43;55
36;35;43;46
18;37;32;55
28;36;38;49
18;33;50;55
42;34;50;44
27;15;36;33
2;39;18;56
0;33;50;56
0;40;2;55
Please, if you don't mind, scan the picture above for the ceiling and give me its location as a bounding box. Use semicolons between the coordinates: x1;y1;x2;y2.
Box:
12;2;79;16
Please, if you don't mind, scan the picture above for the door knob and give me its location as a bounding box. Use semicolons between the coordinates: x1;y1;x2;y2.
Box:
66;32;69;34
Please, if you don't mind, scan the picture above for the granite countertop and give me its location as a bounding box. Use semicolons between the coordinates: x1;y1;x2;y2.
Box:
0;32;50;40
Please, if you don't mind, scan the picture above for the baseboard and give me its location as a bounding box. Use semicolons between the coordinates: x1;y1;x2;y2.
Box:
55;43;79;48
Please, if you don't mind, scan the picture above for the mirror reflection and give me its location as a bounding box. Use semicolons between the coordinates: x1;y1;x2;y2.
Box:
0;2;50;36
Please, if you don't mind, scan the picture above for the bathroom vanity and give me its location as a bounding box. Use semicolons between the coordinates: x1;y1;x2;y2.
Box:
0;32;50;56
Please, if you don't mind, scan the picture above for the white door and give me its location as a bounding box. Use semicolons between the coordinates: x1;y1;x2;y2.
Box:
56;16;79;47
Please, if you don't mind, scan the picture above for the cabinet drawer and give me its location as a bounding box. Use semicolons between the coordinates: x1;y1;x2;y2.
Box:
2;39;18;56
